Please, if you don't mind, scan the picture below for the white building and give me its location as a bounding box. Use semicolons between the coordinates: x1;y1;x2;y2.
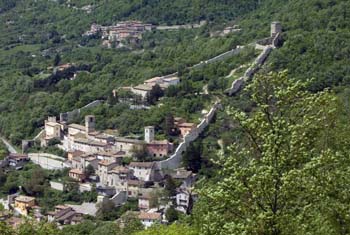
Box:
129;162;156;181
176;188;197;214
138;212;161;228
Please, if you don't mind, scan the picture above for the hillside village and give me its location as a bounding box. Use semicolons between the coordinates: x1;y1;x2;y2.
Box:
1;0;350;233
83;21;155;48
0;21;283;229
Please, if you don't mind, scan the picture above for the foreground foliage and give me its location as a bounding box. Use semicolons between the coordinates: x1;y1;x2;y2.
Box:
193;72;350;235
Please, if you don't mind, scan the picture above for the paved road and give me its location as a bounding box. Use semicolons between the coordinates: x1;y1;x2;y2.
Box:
1;137;17;153
28;153;68;170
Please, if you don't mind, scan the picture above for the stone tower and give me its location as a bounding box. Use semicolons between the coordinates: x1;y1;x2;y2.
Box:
85;115;96;134
271;21;282;37
144;126;155;143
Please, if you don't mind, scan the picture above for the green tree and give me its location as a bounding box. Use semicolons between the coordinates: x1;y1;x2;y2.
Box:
163;114;175;136
147;84;164;105
23;168;47;196
182;142;202;173
165;206;179;223
53;53;61;66
194;71;350;235
131;145;148;162
134;223;197;235
164;175;177;198
84;164;95;178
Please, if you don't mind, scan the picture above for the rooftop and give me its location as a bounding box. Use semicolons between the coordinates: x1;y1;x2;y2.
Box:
8;153;28;160
68;124;86;131
75;138;107;147
163;76;180;82
178;122;196;128
138;212;161;220
129;162;155;169
144;76;162;84
133;84;154;91
69;168;85;175
127;179;145;187
45;121;61;127
15;195;35;203
68;150;85;157
98;160;117;166
115;137;144;144
170;168;193;179
148;140;171;145
109;166;131;174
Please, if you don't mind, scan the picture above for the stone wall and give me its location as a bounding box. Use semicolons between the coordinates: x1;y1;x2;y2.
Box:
192;46;244;69
226;45;274;96
60;100;103;123
156;102;221;170
110;191;127;206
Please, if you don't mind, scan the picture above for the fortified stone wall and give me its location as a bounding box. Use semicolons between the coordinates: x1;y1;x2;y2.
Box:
60;100;103;123
192;47;243;69
226;42;275;96
156;102;220;170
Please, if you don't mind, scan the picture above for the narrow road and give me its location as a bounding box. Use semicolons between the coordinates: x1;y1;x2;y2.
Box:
1;137;18;154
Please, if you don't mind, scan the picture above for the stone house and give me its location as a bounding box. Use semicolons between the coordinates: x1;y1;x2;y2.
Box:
70;138;108;153
44;116;63;144
170;168;196;188
138;194;152;211
114;137;144;154
126;180;145;198
129;162;157;181
67;124;86;137
107;166;133;192
138;212;162;228
131;84;154;100
69;169;86;182
146;140;174;158
95;151;126;164
67;150;84;161
47;205;83;226
13;196;36;216
177;122;197;137
176;188;197;214
97;161;119;186
144;76;180;88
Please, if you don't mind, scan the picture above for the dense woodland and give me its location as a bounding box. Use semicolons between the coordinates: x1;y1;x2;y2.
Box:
0;0;350;234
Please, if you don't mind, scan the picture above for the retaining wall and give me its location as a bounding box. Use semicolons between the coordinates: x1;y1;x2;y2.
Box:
50;181;64;191
110;191;127;206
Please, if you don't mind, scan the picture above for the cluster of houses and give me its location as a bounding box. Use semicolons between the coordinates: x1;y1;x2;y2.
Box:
83;21;155;48
44;115;174;157
0;194;84;228
39;114;199;227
